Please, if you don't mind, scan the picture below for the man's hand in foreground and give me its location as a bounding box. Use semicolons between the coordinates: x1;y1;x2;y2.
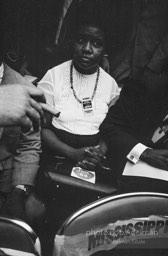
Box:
0;84;46;131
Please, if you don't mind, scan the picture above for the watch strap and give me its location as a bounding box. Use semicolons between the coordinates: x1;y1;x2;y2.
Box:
15;185;27;192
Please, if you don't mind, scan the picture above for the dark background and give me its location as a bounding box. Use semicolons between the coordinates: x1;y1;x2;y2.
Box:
0;0;138;77
1;0;168;80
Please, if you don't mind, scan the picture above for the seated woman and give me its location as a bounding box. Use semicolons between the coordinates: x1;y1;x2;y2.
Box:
38;16;119;173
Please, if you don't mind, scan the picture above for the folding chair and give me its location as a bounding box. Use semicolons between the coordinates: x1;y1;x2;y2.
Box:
53;192;168;256
0;216;41;256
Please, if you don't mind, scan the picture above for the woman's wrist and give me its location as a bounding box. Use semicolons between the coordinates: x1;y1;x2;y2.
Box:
98;141;108;156
65;147;76;160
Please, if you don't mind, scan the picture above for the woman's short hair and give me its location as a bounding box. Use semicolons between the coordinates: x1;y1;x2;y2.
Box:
73;9;107;45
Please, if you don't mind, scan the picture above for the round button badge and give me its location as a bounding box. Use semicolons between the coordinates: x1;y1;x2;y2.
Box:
73;167;94;180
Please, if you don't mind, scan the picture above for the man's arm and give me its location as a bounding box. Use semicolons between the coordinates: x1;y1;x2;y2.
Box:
99;82;151;176
1;127;42;220
13;127;41;187
100;83;168;173
0;64;47;220
100;84;140;155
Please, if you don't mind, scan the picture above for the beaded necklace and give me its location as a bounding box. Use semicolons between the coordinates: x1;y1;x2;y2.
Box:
70;61;100;104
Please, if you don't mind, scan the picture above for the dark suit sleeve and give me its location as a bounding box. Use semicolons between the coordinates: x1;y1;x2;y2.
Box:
100;84;142;175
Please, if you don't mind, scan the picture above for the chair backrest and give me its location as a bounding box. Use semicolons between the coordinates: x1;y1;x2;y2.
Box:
0;216;41;256
53;192;168;256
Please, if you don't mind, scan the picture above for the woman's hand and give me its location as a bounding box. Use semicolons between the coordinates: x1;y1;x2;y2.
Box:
68;148;87;163
76;146;106;171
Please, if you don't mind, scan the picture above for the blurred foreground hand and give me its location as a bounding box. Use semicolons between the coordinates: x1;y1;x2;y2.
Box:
0;84;46;131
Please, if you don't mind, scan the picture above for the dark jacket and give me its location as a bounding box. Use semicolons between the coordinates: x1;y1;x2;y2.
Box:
112;0;168;82
100;80;168;186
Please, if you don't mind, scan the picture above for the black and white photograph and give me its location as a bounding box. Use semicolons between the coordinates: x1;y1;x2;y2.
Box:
0;0;168;255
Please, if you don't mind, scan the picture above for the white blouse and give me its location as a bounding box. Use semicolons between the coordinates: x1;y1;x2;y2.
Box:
38;60;119;135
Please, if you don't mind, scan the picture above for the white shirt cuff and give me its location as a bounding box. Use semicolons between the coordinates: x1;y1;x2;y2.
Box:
127;143;148;164
0;62;4;84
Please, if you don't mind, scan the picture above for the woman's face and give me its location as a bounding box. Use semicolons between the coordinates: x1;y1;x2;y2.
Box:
73;25;105;74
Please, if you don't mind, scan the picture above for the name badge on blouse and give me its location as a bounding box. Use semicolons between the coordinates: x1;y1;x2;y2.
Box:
82;97;93;113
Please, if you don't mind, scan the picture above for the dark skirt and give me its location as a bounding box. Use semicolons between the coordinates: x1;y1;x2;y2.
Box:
50;125;100;149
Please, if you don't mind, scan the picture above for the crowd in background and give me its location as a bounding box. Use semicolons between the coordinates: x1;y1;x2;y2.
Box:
2;0;168;82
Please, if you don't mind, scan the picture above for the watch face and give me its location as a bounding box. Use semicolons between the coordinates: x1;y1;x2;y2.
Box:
15;185;32;193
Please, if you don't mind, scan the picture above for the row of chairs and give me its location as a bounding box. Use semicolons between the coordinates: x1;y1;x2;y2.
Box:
1;192;168;256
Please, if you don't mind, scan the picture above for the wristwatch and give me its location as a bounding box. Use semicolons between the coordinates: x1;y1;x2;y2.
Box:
14;185;32;194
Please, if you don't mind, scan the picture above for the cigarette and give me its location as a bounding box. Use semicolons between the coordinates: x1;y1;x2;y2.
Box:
101;165;111;171
40;103;60;117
